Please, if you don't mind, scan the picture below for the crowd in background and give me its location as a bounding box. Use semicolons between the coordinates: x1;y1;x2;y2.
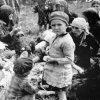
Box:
0;0;100;100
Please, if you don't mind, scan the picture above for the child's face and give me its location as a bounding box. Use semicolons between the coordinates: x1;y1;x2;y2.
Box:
92;3;100;12
51;19;67;36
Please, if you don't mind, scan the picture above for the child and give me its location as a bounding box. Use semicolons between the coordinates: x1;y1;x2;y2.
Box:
6;57;39;100
91;0;100;17
43;11;75;100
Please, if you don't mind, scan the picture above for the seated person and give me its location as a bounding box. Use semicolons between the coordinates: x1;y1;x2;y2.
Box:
6;57;39;100
70;17;100;70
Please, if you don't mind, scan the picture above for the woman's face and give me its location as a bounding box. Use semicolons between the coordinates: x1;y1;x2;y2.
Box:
72;26;84;37
51;19;67;36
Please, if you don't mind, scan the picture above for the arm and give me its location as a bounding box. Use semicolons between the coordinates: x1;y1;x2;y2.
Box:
44;39;75;65
43;56;72;64
72;63;84;74
20;79;39;94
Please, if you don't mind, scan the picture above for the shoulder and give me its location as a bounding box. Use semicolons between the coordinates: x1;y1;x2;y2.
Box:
60;33;75;48
63;33;75;44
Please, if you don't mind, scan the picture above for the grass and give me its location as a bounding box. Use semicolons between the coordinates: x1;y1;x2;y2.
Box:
19;5;39;35
19;2;91;34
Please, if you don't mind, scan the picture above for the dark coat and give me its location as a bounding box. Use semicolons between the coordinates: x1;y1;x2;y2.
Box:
71;33;99;70
83;8;100;44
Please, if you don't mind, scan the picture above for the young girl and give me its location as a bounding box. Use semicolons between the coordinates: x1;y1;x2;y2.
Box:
43;11;75;100
6;57;39;100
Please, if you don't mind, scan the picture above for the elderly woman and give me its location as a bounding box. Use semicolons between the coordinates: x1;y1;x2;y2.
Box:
70;17;99;70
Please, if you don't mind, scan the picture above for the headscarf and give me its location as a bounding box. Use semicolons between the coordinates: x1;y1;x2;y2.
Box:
71;17;90;46
71;17;89;35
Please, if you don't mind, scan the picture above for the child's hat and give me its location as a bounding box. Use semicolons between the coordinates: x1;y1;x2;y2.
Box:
14;57;33;74
14;57;33;68
50;11;69;25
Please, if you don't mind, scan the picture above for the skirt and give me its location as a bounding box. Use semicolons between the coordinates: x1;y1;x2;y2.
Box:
43;63;73;88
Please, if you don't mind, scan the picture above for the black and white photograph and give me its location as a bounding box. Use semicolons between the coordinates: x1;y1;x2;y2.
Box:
0;0;100;100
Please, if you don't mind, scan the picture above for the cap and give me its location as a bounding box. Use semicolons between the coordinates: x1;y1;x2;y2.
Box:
14;57;33;75
50;11;69;25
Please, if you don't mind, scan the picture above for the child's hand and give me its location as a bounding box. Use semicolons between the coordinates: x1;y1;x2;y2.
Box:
43;56;52;62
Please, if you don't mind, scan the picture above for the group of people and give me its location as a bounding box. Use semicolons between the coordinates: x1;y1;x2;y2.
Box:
0;0;100;100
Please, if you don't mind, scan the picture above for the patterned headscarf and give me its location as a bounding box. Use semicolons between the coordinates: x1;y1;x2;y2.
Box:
71;17;89;35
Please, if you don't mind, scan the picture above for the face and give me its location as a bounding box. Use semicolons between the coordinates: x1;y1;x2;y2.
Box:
51;19;67;36
8;13;18;31
92;3;100;12
72;26;84;37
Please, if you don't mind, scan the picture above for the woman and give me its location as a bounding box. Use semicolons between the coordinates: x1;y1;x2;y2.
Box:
70;17;99;70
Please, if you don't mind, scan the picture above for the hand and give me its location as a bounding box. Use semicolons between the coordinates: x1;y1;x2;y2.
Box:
43;56;52;62
16;31;24;37
10;26;22;36
78;68;84;74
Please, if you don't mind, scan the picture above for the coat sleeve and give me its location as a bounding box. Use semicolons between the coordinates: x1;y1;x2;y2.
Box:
54;38;75;65
87;34;100;57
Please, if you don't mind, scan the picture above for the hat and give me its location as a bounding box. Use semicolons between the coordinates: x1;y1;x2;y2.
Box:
50;11;69;25
14;57;33;75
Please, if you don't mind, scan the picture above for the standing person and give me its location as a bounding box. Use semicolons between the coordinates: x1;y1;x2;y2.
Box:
70;17;99;70
46;0;78;24
6;57;38;100
91;0;100;17
43;11;75;100
82;7;100;44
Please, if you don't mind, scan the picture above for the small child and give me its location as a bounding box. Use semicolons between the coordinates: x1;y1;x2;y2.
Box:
6;57;39;100
43;11;75;100
91;0;100;16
